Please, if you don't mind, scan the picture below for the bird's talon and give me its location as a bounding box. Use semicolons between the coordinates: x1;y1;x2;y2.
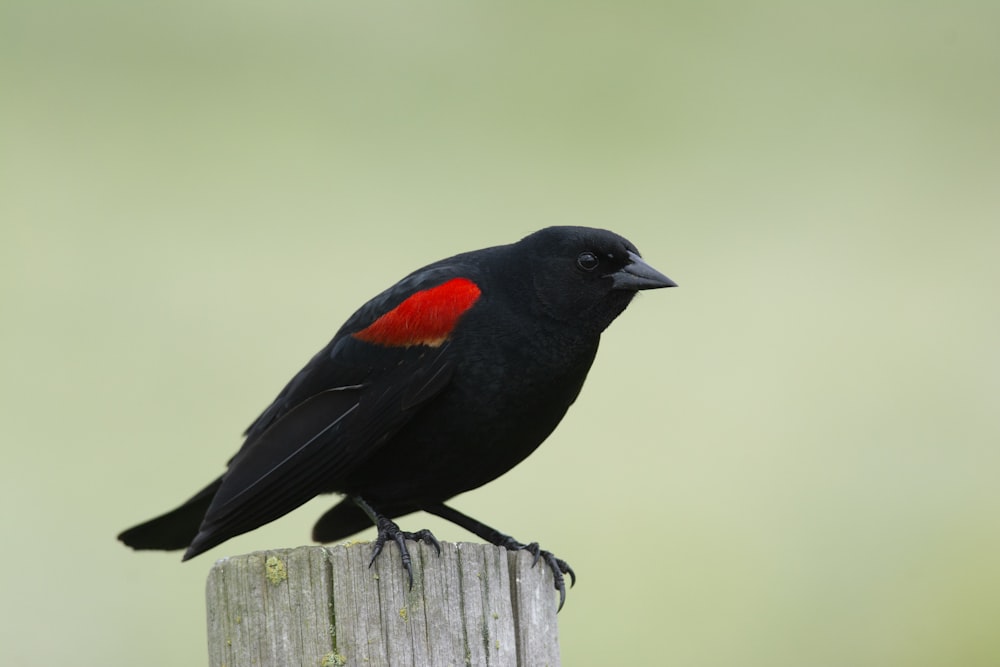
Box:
498;536;574;610
553;573;567;610
562;559;577;588
519;541;541;567
367;514;440;589
412;528;442;555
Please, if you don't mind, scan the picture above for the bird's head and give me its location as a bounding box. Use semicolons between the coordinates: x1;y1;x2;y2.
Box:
513;226;676;336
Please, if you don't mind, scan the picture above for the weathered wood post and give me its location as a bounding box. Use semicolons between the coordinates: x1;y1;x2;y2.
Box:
206;542;561;666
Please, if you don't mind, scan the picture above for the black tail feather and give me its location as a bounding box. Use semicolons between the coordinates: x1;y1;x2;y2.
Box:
118;477;223;552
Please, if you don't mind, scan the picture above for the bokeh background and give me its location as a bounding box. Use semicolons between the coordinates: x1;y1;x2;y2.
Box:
3;1;998;665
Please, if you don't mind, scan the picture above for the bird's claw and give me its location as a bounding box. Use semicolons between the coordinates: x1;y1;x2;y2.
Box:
369;516;441;589
498;537;576;611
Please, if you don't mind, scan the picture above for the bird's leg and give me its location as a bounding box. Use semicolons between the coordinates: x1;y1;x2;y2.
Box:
351;495;441;589
424;502;575;611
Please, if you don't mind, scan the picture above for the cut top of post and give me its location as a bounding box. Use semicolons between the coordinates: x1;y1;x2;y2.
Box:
205;542;561;667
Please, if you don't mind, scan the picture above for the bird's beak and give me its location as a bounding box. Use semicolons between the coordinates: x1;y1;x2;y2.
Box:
610;251;677;290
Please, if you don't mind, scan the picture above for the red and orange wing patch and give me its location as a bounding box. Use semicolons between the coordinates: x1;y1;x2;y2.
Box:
352;277;482;348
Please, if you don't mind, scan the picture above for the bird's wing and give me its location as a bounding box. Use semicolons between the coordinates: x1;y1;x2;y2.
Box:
185;267;480;558
186;341;455;558
241;264;473;442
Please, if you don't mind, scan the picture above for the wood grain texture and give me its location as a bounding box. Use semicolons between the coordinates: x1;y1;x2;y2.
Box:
206;542;560;667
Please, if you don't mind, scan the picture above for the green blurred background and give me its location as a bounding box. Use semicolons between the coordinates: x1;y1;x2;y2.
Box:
3;1;998;665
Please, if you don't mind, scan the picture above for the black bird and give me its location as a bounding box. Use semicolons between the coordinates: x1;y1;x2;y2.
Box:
118;226;675;608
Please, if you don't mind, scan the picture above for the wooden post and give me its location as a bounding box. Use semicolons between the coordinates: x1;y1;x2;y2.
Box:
206;542;561;667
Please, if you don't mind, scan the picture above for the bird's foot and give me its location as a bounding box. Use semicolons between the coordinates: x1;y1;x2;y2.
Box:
369;515;442;588
497;536;576;611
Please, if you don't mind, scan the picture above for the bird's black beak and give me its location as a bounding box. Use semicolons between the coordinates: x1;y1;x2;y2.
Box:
610;251;677;291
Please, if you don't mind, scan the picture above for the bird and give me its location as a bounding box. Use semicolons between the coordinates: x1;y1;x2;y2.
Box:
118;226;675;608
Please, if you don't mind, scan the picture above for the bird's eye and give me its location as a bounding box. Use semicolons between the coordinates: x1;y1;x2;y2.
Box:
577;252;599;271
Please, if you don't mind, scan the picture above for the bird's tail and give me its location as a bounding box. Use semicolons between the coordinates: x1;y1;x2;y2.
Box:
118;477;223;552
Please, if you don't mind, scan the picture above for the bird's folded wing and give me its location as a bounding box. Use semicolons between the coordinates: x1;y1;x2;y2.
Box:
185;345;454;558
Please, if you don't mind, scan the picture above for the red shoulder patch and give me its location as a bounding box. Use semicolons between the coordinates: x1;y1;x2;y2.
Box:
352;277;482;348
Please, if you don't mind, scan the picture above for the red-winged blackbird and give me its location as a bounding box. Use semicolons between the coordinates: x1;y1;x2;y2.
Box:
119;226;674;607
